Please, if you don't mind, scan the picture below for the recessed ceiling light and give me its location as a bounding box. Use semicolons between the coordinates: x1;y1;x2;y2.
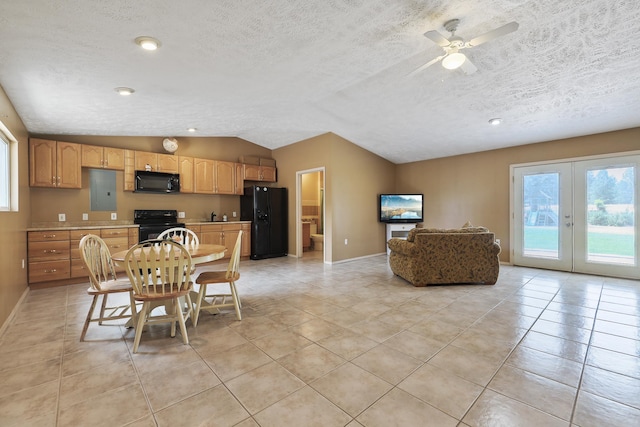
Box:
135;36;161;51
488;118;502;125
114;87;135;96
187;128;197;133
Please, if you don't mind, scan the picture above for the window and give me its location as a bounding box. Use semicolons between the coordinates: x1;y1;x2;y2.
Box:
0;121;18;212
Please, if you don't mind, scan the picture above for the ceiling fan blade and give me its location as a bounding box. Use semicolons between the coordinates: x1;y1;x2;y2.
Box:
468;21;519;47
408;55;445;76
423;30;451;47
460;56;478;75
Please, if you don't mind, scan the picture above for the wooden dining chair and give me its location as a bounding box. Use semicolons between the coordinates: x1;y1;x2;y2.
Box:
157;227;199;248
79;234;138;341
124;239;194;353
193;231;243;326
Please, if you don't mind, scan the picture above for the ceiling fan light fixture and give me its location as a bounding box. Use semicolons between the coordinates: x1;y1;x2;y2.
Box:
187;127;197;133
489;118;502;125
442;51;466;70
135;36;161;51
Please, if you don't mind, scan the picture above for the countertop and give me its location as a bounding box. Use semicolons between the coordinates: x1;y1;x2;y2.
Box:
27;219;251;231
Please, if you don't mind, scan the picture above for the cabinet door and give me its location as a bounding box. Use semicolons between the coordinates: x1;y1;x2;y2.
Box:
103;147;125;170
241;224;251;257
81;144;104;168
215;161;235;194
223;229;240;259
243;164;261;181
235;163;244;195
178;156;194;193
200;224;223;245
124;149;135;191
261;166;277;182
29;138;57;187
135;151;157;171
194;158;215;194
56;141;82;188
157;153;179;173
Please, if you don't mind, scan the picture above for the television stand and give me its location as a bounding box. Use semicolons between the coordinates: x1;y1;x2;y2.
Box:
385;223;416;255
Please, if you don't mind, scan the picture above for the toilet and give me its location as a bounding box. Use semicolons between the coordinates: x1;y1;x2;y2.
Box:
310;234;324;251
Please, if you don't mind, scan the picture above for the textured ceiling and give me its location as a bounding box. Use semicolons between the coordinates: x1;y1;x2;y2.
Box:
1;0;639;164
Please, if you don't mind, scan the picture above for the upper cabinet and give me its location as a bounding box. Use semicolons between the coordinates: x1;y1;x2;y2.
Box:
214;160;235;194
134;151;179;173
178;156;194;193
243;164;276;182
81;145;124;170
29;138;82;188
193;159;236;194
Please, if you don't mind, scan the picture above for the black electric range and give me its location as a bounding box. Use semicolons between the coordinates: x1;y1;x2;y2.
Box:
134;209;185;242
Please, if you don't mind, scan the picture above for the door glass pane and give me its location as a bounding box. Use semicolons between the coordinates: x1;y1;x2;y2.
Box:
586;166;635;265
523;173;560;258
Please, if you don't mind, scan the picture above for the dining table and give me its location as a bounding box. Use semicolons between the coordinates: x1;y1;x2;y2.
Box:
111;242;227;266
111;242;227;327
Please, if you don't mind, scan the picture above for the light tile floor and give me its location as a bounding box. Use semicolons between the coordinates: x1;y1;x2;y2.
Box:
1;254;640;426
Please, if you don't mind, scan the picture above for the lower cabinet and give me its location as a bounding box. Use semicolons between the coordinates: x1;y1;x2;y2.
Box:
28;231;71;283
188;222;251;260
28;226;139;285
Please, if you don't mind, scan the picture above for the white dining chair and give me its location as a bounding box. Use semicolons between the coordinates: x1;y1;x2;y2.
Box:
157;227;199;248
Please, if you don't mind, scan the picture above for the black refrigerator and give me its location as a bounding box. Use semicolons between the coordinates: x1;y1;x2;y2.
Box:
240;186;288;260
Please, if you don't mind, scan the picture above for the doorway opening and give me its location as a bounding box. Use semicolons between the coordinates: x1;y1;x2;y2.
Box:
296;168;325;261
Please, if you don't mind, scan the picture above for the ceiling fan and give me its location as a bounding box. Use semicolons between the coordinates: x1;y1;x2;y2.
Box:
410;18;519;76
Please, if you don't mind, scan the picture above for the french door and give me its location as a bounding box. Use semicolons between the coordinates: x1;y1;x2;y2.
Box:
512;154;639;279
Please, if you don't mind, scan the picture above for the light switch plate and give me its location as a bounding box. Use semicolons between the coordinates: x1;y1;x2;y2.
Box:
58;213;66;222
111;212;117;220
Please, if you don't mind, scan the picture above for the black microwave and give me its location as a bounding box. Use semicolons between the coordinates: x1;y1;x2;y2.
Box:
134;170;180;193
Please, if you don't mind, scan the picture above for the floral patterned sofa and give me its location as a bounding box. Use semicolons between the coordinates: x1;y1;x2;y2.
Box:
387;226;501;286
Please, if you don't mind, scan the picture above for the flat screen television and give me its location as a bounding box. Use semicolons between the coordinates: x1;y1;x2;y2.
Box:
379;194;424;223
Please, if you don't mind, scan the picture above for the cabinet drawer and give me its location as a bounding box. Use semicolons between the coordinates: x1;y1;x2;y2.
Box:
70;229;101;240
103;237;129;254
28;241;70;262
101;228;128;238
28;230;70;242
71;258;90;278
29;260;70;283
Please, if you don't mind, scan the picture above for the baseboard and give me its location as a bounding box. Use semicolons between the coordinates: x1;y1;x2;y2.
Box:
329;252;387;265
0;286;29;337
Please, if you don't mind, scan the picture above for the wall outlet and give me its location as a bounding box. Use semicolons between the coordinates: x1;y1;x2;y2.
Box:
58;213;66;222
232;211;237;217
111;212;117;220
82;213;88;221
344;238;348;245
496;238;501;246
178;211;185;218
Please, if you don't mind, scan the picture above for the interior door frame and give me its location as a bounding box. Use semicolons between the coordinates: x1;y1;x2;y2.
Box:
296;167;326;263
510;150;640;279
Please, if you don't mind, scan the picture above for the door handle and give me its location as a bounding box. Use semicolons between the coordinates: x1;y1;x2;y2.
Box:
565;222;573;227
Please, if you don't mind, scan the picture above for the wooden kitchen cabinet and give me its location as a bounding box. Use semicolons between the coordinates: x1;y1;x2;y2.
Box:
194;158;214;194
235;163;244;195
214;160;235;194
241;223;251;257
134;151;178;173
29;138;82;188
81;145;124;170
193;222;251;259
178;156;194;193
243;164;276;182
28;230;71;283
70;229;100;278
29;226;139;285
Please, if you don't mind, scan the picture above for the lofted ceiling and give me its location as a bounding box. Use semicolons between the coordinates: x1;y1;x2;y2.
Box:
1;0;639;164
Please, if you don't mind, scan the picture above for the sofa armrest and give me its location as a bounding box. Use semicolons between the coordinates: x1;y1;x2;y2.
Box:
387;238;419;256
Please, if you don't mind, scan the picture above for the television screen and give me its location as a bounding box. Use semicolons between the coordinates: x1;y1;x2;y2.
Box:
379;194;424;223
